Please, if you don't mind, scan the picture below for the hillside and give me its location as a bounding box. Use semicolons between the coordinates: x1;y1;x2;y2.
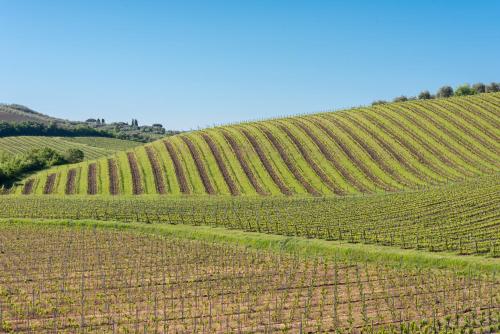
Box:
0;136;141;160
0;104;63;123
16;92;500;196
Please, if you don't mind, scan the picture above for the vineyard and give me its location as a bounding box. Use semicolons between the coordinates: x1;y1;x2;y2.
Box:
0;222;498;333
14;93;500;196
1;174;498;256
0;136;140;160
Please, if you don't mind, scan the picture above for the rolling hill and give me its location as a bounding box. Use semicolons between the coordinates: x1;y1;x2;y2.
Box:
0;104;63;123
15;92;500;196
0;136;141;160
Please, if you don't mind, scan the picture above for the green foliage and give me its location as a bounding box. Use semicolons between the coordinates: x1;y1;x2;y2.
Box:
0;147;75;186
418;90;433;99
65;148;84;163
454;84;477;96
0;121;113;138
436;86;454;98
472;83;486;93
371;100;387;105
486;82;499;93
393;96;408;102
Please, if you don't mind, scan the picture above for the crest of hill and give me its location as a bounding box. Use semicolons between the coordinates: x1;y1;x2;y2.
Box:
0;104;65;124
13;92;500;196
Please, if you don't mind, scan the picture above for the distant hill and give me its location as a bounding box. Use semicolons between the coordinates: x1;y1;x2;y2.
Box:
0;103;180;142
0;104;65;124
16;92;499;196
0;136;141;160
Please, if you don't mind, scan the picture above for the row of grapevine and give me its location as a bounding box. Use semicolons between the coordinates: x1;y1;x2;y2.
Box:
12;93;500;196
0;223;498;333
2;174;498;255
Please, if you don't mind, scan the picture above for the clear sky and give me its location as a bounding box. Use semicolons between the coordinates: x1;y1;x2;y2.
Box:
1;1;499;130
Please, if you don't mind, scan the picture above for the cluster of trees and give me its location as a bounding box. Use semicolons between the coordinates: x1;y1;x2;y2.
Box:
0;121;114;138
0;148;84;186
373;82;500;105
85;118;106;124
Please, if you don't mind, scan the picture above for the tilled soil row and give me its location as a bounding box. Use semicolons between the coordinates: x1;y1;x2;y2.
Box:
259;126;319;196
410;102;498;164
107;158;120;195
311;119;397;192
396;104;489;174
326;116;410;187
43;173;57;195
292;119;368;193
277;122;345;195
222;131;267;195
87;163;98;195
202;133;239;196
164;141;190;194
363;113;451;180
444;99;499;141
241;129;293;195
65;169;77;195
341;113;440;185
22;179;34;195
145;146;166;194
127;152;143;195
181;136;215;195
379;107;473;178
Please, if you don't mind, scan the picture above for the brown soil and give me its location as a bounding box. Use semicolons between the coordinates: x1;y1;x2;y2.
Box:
259;126;319;196
326;116;410;187
145;146;166;194
292;119;369;193
1;227;496;334
181;136;215;195
22;179;34;195
43;173;56;194
127;152;143;195
447;99;499;140
202;133;239;196
65;169;77;195
277;123;345;195
241;128;293;195
341;113;439;184
222;131;267;195
311;119;396;192
363;112;451;179
409;102;498;165
87;163;97;195
164;140;190;194
107;159;120;195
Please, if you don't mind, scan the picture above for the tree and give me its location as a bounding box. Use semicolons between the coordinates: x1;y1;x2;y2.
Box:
454;84;476;96
393;96;408;102
486;82;499;93
436;86;454;98
472;83;486;94
65;148;85;163
371;100;387;106
418;90;433;99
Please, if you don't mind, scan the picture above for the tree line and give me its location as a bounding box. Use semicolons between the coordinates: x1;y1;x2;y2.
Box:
0;147;84;187
0;121;114;138
372;82;499;105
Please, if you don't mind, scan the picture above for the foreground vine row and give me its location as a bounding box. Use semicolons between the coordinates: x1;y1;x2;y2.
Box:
0;223;498;333
2;175;498;256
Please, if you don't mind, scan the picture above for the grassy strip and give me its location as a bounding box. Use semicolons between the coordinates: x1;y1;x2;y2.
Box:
2;218;498;274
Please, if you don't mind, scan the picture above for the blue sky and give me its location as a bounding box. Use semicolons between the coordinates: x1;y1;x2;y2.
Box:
1;1;499;130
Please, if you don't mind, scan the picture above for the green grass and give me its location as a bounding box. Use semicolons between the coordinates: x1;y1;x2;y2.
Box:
0;136;139;160
2;218;497;274
14;92;499;196
2;173;498;256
